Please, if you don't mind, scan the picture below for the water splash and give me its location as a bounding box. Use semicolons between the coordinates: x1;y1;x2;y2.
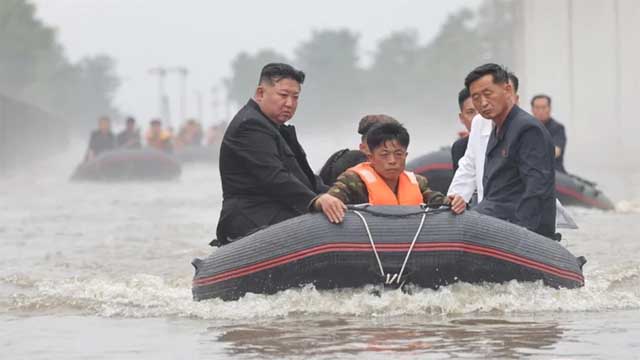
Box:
5;261;640;320
616;200;640;214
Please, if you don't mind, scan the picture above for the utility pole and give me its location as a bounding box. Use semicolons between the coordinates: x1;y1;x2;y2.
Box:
149;66;189;129
211;86;220;123
166;67;188;126
148;67;169;126
194;90;203;123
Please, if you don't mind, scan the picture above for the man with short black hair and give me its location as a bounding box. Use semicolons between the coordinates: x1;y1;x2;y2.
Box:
313;122;466;223
117;117;141;149
318;114;398;186
448;72;520;203
215;63;328;245
464;63;556;238
85;116;115;162
146;119;173;153
451;88;478;172
531;94;567;173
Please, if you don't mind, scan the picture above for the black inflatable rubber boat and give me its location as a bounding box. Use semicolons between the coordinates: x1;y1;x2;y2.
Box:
407;148;454;195
407;147;614;210
175;146;219;164
192;206;585;301
71;148;181;181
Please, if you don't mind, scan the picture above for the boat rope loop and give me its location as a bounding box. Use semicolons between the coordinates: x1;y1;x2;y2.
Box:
353;209;429;286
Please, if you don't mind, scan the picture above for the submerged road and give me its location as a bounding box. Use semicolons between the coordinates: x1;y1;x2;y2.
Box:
1;146;640;359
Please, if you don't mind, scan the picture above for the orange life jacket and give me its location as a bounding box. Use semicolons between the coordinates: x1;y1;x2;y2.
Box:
146;130;172;150
349;162;423;205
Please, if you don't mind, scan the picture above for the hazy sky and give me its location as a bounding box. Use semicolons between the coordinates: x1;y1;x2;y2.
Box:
33;0;478;125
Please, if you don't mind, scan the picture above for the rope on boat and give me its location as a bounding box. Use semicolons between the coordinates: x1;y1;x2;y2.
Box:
353;210;385;277
398;210;428;283
353;208;429;285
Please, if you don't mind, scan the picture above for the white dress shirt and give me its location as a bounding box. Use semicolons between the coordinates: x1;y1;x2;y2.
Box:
447;114;493;202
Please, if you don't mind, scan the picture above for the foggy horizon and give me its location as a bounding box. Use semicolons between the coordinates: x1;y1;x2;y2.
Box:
33;0;479;124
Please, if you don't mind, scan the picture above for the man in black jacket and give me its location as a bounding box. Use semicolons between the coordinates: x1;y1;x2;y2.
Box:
465;64;556;238
214;63;328;245
116;117;141;149
531;94;567;173
85;116;115;162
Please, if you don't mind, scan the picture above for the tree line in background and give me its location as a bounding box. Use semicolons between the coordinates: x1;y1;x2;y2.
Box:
225;0;516;134
0;0;120;133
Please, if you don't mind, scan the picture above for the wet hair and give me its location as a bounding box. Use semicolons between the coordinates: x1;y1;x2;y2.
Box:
357;114;398;141
464;63;510;91
508;72;519;93
531;94;552;107
366;122;410;152
259;63;305;85
457;88;471;110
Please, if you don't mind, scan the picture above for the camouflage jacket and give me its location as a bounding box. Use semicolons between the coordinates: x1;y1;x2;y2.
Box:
319;170;448;206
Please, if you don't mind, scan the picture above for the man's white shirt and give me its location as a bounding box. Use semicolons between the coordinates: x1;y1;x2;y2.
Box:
447;114;493;202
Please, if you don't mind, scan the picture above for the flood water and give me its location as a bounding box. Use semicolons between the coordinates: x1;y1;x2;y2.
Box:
2;145;640;359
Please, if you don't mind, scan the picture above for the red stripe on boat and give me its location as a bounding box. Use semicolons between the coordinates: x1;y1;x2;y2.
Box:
193;242;584;287
556;184;610;210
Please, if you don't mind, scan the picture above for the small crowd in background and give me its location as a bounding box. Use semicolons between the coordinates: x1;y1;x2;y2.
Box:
84;116;227;162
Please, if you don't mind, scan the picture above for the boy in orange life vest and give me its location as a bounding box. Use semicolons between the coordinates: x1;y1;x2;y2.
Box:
312;122;467;223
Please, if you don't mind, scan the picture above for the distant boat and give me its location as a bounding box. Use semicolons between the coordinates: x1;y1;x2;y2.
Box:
407;147;615;211
174;145;219;164
71;148;181;181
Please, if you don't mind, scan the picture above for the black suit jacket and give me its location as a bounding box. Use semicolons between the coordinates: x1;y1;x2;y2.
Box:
544;118;567;173
216;99;327;244
475;105;556;238
318;148;367;186
451;136;469;173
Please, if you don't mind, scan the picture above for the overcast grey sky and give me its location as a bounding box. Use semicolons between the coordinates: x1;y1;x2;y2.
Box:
34;0;478;125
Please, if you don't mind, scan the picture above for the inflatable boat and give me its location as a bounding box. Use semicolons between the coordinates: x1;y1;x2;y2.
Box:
192;206;585;301
407;147;615;210
71;148;181;181
555;173;615;210
175;146;219;164
407;148;455;195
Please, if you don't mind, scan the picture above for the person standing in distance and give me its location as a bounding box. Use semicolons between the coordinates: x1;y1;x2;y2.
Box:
531;94;567;173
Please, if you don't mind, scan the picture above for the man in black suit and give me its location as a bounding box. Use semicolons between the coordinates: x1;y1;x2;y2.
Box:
214;63;328;245
531;94;568;173
465;64;556;238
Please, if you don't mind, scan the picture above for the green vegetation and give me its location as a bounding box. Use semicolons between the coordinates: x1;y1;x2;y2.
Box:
225;0;516;132
0;0;120;132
